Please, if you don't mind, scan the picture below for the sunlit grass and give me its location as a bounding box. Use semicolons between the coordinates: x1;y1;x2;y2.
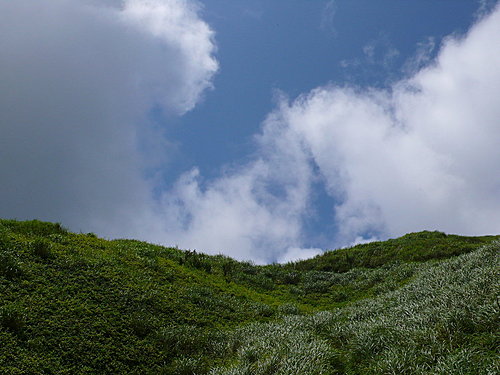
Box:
0;219;498;374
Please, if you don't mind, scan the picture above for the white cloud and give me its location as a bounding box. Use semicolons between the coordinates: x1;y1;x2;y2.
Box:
121;0;218;113
0;0;217;237
277;247;323;264
350;236;379;247
157;108;315;263
278;4;500;242
158;4;500;262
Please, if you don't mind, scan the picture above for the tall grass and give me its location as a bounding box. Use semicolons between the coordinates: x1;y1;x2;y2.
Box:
211;242;500;374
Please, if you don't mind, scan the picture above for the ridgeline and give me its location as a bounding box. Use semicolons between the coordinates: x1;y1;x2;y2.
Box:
0;219;498;374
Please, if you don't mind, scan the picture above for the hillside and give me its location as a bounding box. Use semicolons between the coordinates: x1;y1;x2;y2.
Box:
0;219;498;374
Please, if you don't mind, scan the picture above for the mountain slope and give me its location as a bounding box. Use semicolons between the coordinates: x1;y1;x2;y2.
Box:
0;219;498;374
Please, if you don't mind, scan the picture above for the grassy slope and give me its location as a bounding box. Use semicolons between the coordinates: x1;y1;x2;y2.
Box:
0;219;498;374
286;230;498;272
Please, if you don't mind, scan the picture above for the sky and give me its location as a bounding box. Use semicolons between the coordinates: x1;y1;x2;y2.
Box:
1;0;500;264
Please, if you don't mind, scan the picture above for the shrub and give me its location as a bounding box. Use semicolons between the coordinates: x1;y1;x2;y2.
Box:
280;271;301;285
221;260;235;281
0;304;25;333
302;279;331;294
130;313;157;338
0;252;23;279
182;250;212;273
252;274;276;290
32;238;52;259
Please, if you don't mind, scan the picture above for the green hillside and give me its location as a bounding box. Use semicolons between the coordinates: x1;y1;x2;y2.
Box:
0;219;498;374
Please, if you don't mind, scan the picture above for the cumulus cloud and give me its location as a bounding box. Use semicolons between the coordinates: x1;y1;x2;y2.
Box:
280;4;500;242
160;4;500;262
0;0;217;236
280;4;500;241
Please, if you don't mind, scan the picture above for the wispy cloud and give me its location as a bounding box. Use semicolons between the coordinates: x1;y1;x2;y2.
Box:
320;1;337;37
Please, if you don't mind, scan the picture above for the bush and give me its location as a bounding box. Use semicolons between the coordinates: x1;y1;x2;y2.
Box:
0;252;23;279
0;304;25;333
130;313;157;338
182;250;212;273
32;238;52;259
0;235;22;278
280;271;301;285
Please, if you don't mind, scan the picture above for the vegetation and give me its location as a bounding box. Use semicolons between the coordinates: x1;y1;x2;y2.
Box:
0;219;498;374
286;231;498;273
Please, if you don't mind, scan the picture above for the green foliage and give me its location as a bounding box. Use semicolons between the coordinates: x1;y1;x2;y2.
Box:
0;219;67;236
288;230;499;273
212;242;500;374
31;238;52;259
0;252;22;279
277;303;301;315
0;304;25;333
0;218;498;374
181;250;213;273
0;234;23;279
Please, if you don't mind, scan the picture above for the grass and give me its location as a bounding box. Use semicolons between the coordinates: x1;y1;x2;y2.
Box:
0;219;498;374
210;242;500;374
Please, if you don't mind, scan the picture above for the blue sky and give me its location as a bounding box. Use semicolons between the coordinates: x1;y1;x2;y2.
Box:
1;0;500;263
172;1;479;174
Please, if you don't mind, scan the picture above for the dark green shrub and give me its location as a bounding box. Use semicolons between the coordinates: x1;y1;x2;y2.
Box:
303;279;331;293
240;261;258;275
0;250;22;279
238;272;275;290
0;304;25;333
0;231;21;277
32;238;52;259
331;289;348;302
279;271;301;285
221;260;235;281
130;313;157;338
182;250;212;273
48;233;67;244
